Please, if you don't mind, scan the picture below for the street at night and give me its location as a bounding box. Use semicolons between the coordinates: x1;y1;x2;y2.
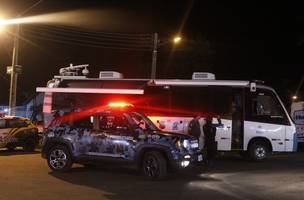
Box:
1;150;303;200
1;1;304;200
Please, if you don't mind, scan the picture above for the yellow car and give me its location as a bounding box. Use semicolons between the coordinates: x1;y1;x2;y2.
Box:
0;116;39;151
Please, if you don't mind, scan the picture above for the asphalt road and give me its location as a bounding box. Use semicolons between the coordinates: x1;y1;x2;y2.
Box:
0;150;303;200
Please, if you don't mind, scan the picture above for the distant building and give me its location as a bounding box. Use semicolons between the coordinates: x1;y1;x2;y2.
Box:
0;93;44;121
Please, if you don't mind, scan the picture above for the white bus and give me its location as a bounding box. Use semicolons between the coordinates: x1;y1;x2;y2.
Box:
37;67;297;161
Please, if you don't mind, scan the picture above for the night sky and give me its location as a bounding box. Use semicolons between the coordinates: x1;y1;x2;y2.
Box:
0;0;303;107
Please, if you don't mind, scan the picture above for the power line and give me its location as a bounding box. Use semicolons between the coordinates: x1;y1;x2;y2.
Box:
28;26;153;45
41;24;152;38
23;30;152;51
29;24;152;41
23;28;152;48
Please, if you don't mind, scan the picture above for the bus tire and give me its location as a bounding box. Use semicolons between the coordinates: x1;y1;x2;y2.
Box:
249;141;270;161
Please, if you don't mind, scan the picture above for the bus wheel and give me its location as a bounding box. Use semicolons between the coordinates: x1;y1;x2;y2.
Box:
249;141;270;161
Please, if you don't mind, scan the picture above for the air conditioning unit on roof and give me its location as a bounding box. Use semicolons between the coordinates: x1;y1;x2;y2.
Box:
192;72;215;80
99;71;123;79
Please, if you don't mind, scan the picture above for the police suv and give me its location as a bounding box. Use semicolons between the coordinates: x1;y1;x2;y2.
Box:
0;116;39;151
41;104;202;179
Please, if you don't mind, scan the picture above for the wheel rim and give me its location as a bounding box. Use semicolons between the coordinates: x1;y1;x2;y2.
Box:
255;146;266;159
143;155;160;178
49;149;68;169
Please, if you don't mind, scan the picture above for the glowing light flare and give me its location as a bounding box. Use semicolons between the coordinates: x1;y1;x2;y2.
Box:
173;36;182;44
48;104;109;127
292;95;298;100
0;9;118;29
108;102;134;108
135;105;205;117
0;18;6;32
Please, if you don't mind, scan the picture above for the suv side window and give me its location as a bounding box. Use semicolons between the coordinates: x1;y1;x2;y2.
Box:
99;115;130;134
7;119;27;128
245;89;289;125
0;119;6;129
72;116;93;129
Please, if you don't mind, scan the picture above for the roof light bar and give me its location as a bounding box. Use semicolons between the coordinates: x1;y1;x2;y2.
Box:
108;102;134;108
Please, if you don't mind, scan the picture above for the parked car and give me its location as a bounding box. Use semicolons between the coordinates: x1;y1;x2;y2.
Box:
0;116;39;151
42;107;203;180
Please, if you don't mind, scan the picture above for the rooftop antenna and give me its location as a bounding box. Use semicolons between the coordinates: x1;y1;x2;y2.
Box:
59;63;89;76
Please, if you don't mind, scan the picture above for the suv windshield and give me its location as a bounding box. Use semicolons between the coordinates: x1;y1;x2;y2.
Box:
128;112;159;131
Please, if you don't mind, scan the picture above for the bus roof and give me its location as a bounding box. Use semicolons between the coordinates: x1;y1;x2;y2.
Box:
153;79;250;86
47;76;251;87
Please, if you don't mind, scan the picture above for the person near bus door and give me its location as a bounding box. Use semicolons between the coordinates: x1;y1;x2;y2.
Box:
188;115;202;140
203;115;222;167
188;115;205;150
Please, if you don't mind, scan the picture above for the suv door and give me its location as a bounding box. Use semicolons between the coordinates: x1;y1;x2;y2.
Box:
86;113;135;160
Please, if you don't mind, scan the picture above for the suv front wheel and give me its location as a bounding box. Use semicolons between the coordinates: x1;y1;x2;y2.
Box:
142;151;167;180
47;145;73;172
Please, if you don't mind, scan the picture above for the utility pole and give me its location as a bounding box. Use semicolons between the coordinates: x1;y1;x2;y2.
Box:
151;32;158;79
7;0;43;116
8;24;20;116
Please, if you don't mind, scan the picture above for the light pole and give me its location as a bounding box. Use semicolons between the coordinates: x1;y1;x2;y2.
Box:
151;33;158;80
8;24;20;116
5;0;43;115
150;33;182;79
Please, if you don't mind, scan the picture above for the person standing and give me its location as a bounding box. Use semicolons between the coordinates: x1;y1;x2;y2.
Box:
188;115;202;140
203;116;222;167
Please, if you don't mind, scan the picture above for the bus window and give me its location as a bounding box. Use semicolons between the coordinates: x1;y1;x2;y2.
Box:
246;89;289;125
211;87;233;119
144;87;171;116
170;86;233;118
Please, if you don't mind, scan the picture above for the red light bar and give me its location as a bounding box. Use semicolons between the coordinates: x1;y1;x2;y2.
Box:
108;102;134;108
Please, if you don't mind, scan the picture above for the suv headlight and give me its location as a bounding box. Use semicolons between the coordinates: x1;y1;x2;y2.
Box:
177;139;198;150
183;139;190;149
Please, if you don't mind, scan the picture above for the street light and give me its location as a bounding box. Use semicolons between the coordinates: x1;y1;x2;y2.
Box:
3;0;43;116
0;17;6;32
150;33;182;79
291;75;304;103
173;36;182;44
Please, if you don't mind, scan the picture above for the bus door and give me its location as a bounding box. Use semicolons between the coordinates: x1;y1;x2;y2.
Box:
244;88;289;152
211;87;235;151
231;88;244;150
